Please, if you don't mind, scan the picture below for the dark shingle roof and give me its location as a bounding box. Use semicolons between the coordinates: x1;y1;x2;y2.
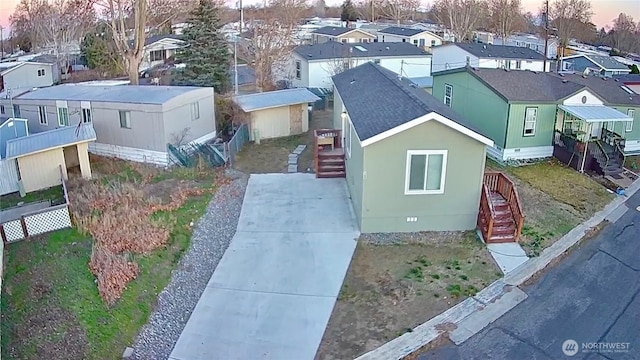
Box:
613;74;640;83
294;42;428;61
550;74;640;106
454;43;545;60
378;26;425;37
312;26;355;36
332;62;487;142
576;55;631;71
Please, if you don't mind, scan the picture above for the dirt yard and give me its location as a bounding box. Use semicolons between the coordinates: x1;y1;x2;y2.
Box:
316;232;500;360
233;110;333;173
487;159;614;256
1;156;223;360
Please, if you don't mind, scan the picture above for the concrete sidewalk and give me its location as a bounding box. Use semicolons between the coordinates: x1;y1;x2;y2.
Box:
169;174;360;360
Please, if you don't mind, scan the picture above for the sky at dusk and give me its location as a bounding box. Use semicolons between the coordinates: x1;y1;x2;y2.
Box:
0;0;638;36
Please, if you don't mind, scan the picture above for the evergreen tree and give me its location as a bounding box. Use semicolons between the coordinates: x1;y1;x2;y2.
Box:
173;0;230;92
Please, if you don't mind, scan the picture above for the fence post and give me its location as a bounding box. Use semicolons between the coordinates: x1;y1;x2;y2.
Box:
0;224;7;245
20;216;29;239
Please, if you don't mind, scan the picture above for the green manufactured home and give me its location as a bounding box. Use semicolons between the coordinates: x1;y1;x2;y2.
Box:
432;68;640;166
332;63;494;233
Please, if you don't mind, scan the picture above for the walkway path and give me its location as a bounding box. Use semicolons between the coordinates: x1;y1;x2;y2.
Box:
169;173;360;360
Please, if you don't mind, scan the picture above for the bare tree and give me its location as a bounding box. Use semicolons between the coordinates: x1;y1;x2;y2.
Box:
488;0;524;44
611;13;637;54
375;0;420;24
432;0;487;42
240;0;308;91
549;0;592;57
321;46;352;77
313;0;327;16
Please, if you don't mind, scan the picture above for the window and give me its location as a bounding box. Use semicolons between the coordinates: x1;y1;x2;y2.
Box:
627;109;635;132
56;101;68;126
149;49;167;62
523;107;537;136
419;39;425;47
119;110;131;129
190;102;200;120
444;84;453;107
38;106;47;125
402;38;406;42
430;39;436;46
405;150;447;195
13;104;21;118
37;68;46;76
295;60;301;80
360;38;369;43
0;105;4;114
373;59;380;64
515;60;522;69
341;39;348;43
81;101;91;123
413;39;419;45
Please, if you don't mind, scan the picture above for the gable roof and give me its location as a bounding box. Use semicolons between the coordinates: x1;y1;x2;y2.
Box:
144;34;184;47
332;62;492;147
312;26;369;37
0;61;52;76
233;88;320;112
563;54;630;71
550;74;640;106
613;74;640;84
294;41;428;61
378;26;426;37
5;124;96;159
452;43;545;60
16;84;210;105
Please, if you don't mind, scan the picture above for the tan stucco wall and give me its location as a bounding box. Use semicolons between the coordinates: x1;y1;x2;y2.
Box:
249;104;309;140
17;148;68;193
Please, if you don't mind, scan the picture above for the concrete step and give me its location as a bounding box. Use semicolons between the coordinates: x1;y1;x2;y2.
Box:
487;234;516;243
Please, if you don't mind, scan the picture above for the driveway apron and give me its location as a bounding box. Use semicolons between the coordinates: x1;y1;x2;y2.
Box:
169;173;360;360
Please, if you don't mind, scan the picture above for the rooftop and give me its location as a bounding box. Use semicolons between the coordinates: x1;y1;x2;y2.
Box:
294;41;428;61
566;54;631;71
451;43;545;60
312;26;358;36
332;62;489;143
144;34;184;46
16;84;210;105
233;88;320;112
551;73;640;106
378;26;426;37
5;124;97;159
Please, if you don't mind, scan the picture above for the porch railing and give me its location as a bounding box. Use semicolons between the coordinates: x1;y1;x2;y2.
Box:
477;183;495;242
594;141;610;168
614;143;625;168
483;172;525;241
554;130;578;152
313;129;342;173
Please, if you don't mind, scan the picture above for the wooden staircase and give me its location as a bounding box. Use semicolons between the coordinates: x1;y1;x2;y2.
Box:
314;129;346;178
478;172;524;244
589;141;624;176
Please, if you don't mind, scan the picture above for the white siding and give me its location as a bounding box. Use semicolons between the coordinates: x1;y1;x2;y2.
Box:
487;145;554;161
431;45;476;73
377;32;443;48
2;63;56;90
140;39;184;71
563;89;603;106
0;159;20;195
89;142;170;166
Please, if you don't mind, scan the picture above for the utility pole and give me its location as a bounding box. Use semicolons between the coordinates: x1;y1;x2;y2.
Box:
0;25;4;59
542;0;549;72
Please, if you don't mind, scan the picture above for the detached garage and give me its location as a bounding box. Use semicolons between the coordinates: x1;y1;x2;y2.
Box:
233;88;320;141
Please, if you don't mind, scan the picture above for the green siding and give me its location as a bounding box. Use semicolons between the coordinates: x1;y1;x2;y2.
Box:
360;120;486;233
432;72;510;147
505;104;557;148
613;105;640;142
345;121;364;229
332;86;345;130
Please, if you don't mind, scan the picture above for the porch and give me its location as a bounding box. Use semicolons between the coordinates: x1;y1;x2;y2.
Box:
314;129;346;178
553;105;632;178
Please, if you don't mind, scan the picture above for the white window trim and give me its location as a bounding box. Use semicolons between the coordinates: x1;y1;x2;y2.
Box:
190;102;200;120
56;100;69;126
626;109;634;132
404;150;448;195
523;107;537;137
81;101;92;123
444;84;453;107
119;110;132;129
346;121;352;158
295;60;301;80
38;106;48;125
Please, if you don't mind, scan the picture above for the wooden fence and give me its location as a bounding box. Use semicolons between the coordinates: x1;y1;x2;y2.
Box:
0;166;72;244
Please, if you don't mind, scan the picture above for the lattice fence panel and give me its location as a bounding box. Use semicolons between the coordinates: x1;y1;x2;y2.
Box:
24;206;72;237
3;220;25;242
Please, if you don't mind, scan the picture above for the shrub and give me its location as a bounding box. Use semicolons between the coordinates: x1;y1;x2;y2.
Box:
89;244;139;307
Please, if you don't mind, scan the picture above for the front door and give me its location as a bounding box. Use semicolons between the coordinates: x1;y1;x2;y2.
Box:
289;104;303;134
590;121;602;139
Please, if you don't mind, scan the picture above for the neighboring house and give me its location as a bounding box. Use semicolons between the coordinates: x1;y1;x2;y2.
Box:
0;61;57;94
376;27;443;49
494;34;559;59
233;88;319;141
289;42;431;89
431;68;640;170
230;64;257;94
332;62;494;233
7;84;216;166
614;74;640;95
5;124;95;193
432;43;549;73
473;31;495;45
409;76;434;93
139;34;186;72
560;54;632;77
0;118;28;195
311;26;376;44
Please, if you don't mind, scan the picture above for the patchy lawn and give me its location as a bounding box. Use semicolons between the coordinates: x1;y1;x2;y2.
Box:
487;159;614;256
625;155;640;172
1;156;222;360
0;185;64;209
233;110;333;173
316;232;499;360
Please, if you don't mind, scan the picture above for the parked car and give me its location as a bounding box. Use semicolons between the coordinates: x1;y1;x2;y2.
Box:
139;64;174;78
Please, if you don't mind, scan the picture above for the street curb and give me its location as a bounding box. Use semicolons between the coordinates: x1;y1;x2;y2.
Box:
354;177;640;360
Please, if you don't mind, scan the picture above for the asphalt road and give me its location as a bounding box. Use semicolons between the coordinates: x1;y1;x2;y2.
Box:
419;191;640;360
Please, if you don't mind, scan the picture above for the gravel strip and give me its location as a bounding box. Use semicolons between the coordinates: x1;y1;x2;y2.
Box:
132;168;248;360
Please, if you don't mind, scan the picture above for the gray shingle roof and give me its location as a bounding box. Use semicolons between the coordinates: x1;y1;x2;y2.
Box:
579;55;631;70
294;41;428;61
233;88;320;112
17;84;210;105
378;26;425;37
332;62;488;142
550;73;640;106
454;43;545;60
5;124;97;159
456;67;585;102
613;74;640;83
312;26;355;36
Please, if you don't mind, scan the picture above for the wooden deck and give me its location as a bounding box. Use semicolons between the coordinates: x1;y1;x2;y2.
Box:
314;130;346;178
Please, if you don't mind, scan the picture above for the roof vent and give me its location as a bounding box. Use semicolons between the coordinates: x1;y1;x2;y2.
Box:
483;45;486;49
385;46;390;50
350;79;355;84
562;79;568;83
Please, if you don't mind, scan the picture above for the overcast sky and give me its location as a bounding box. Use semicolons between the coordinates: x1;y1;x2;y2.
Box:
1;0;638;37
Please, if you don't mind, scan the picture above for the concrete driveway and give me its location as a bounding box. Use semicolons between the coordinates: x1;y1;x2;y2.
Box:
169;173;360;360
